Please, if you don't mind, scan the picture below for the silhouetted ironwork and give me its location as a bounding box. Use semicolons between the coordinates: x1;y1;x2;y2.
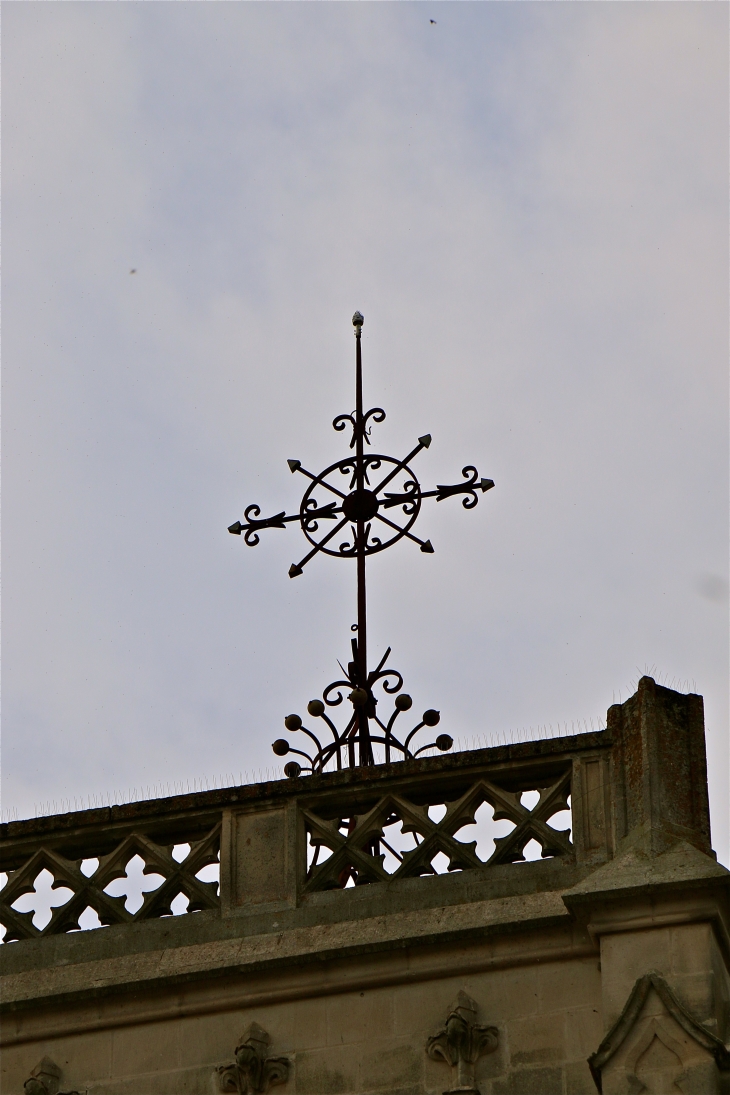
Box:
228;312;494;774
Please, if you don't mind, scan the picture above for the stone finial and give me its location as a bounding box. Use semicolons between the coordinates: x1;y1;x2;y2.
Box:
21;1058;83;1095
23;1059;61;1095
217;1023;290;1094
608;676;711;856
426;991;498;1094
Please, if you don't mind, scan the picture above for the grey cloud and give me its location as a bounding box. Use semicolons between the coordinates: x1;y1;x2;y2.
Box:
697;574;729;604
2;4;727;860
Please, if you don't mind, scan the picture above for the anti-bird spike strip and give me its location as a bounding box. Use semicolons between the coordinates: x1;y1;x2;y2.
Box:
228;313;495;774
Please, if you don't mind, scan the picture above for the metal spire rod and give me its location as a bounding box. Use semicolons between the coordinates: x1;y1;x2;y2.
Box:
353;313;372;765
228;312;495;775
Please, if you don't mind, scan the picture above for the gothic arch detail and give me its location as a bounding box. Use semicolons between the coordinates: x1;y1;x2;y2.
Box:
588;971;730;1094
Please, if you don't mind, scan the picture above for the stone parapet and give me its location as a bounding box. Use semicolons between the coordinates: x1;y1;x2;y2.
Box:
1;678;728;1095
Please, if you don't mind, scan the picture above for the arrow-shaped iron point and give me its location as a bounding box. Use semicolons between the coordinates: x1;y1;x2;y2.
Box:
372;508;434;554
304;502;339;521
288;459;348;500
288;515;349;579
381;491;418;510
371;435;432;496
383;476;494;510
228;511;288;535
436;478;495;501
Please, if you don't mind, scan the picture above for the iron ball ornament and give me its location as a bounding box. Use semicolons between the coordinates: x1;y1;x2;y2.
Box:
228;313;494;774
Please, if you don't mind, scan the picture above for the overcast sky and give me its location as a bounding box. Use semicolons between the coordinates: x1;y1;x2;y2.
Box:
3;2;728;863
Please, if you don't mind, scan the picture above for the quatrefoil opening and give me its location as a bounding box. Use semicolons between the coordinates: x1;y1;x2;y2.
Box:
302;772;573;892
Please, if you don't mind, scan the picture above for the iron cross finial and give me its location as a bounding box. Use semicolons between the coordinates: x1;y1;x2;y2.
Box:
229;314;495;774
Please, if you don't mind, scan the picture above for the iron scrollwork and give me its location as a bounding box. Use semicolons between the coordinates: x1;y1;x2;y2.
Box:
227;312;495;774
272;641;453;776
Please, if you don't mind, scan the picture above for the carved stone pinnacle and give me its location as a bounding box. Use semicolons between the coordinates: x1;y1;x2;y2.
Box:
426;991;499;1094
217;1022;290;1094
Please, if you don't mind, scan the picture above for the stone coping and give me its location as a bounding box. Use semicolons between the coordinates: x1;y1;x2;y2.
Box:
0;732;609;853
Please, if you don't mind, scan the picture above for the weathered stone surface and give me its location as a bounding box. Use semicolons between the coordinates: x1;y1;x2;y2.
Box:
492;1065;564;1094
588;972;730;1094
562;838;729;904
608;676;711;856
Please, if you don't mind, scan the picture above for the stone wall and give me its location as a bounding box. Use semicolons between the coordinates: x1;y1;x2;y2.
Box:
1;677;728;1095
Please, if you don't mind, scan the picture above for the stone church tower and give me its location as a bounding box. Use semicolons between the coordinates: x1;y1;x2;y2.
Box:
3;319;728;1092
1;675;729;1094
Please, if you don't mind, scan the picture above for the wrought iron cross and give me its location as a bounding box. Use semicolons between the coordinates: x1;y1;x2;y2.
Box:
228;312;494;776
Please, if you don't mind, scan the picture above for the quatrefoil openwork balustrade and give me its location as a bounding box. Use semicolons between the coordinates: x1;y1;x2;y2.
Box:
228;313;495;775
0;823;220;942
302;770;572;892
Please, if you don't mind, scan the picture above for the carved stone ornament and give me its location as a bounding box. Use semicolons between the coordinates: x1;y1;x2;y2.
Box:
216;1023;290;1094
426;991;499;1094
23;1060;61;1095
21;1058;83;1095
588;971;730;1094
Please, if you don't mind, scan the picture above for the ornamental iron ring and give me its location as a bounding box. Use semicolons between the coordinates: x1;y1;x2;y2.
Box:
228;312;495;774
297;454;424;559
